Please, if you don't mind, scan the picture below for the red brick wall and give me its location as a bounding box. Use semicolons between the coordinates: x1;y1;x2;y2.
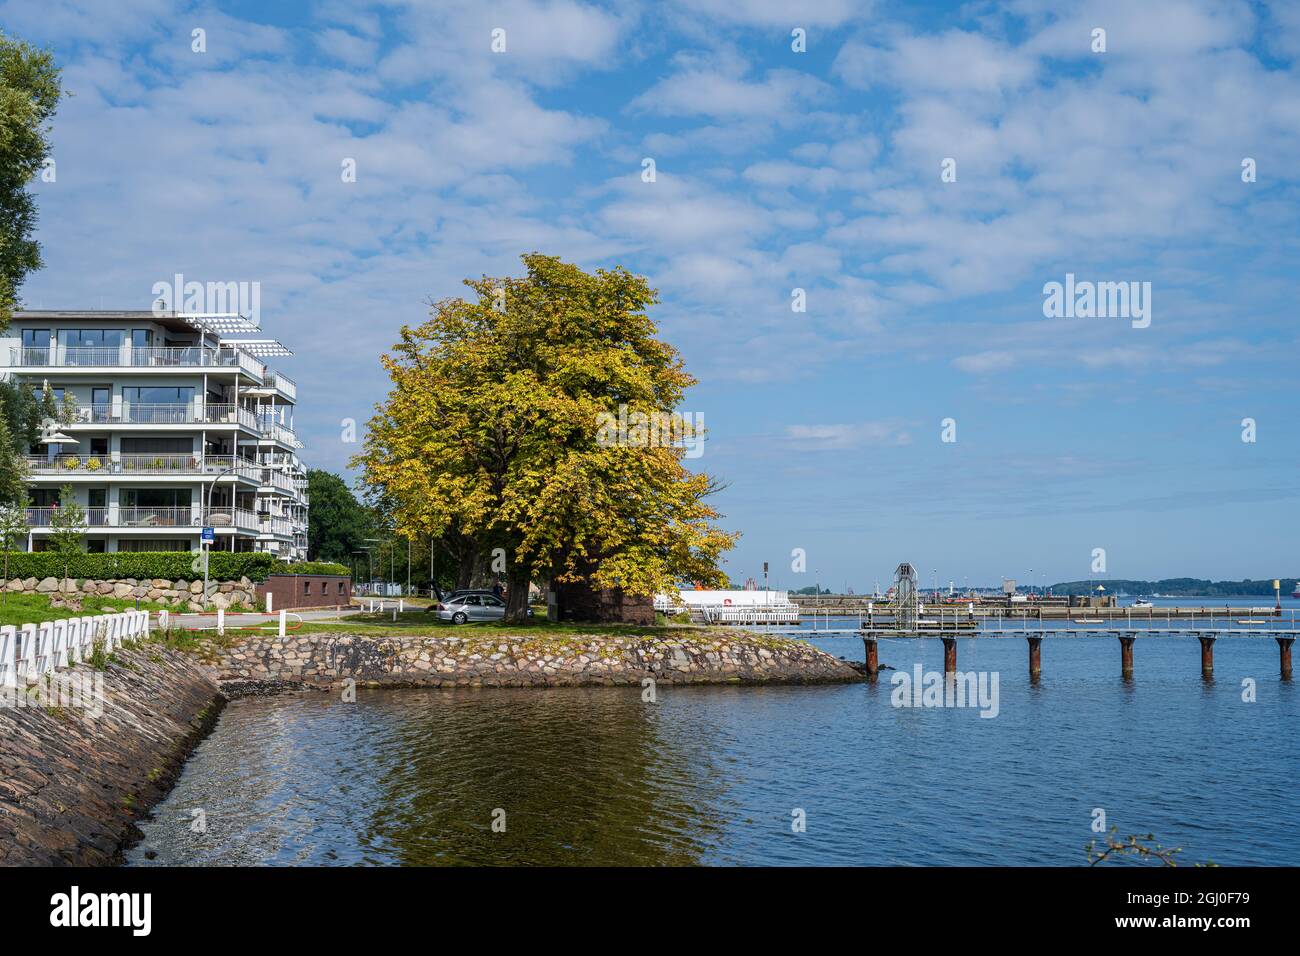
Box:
255;574;352;610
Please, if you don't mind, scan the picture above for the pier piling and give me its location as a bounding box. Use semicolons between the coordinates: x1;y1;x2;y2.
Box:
862;637;879;677
941;637;957;675
1027;635;1042;682
1118;634;1136;679
1278;637;1294;680
1196;635;1215;679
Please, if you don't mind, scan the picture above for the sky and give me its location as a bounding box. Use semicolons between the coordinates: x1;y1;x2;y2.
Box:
4;0;1299;590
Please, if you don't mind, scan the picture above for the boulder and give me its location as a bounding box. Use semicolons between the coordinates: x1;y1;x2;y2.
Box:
22;577;36;590
147;588;164;600
97;581;115;595
153;579;170;589
210;593;231;610
81;580;97;593
112;582;133;598
60;578;78;593
5;579;21;592
219;582;234;593
239;576;252;589
189;580;203;594
36;577;58;593
187;601;204;613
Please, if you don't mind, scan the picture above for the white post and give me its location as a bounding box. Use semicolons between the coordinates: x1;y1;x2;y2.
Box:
18;624;35;682
217;608;225;636
0;625;16;689
266;591;273;614
278;608;286;638
399;598;404;613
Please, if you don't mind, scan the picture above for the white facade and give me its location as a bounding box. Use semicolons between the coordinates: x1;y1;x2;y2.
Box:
1;310;309;559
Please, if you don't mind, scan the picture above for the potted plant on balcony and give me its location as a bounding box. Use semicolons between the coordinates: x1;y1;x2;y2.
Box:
86;456;103;472
61;455;81;471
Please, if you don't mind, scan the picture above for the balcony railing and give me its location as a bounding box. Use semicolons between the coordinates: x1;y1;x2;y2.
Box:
10;346;266;379
24;454;261;479
57;403;261;428
24;506;260;530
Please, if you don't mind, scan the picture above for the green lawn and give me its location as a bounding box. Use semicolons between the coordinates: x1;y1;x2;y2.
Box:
281;608;707;639
0;592;173;628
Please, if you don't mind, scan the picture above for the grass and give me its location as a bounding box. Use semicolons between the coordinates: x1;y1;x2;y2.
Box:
277;608;706;639
0;592;173;628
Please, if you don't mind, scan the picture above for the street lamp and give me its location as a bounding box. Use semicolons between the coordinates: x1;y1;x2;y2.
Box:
201;461;245;609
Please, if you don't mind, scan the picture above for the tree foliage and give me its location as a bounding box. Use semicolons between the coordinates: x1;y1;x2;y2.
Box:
305;468;374;563
356;254;737;621
0;30;64;330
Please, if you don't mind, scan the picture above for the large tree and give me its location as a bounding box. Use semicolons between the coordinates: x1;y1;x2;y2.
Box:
0;30;63;330
305;468;374;564
356;254;737;623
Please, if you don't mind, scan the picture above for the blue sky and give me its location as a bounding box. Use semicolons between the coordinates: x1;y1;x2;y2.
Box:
5;0;1299;588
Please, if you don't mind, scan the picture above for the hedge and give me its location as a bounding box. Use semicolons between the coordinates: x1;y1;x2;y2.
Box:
266;561;351;577
1;551;285;583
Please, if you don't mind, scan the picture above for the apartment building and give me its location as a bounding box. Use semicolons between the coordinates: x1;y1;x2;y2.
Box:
0;310;309;559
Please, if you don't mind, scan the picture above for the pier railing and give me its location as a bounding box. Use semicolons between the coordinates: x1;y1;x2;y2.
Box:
0;610;150;689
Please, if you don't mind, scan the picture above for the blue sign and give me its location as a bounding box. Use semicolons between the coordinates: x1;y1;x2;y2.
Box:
201;527;215;543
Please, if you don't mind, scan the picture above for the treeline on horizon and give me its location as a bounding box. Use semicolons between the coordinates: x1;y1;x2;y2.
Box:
1046;578;1298;596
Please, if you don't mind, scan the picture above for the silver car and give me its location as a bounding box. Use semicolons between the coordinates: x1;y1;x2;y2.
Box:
437;593;507;624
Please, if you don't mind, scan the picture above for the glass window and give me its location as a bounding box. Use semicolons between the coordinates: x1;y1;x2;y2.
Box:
59;329;124;348
131;329;152;348
21;329;50;348
121;488;191;507
123;386;194;405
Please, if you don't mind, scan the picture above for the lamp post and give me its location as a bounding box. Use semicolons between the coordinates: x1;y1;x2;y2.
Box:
202;461;243;610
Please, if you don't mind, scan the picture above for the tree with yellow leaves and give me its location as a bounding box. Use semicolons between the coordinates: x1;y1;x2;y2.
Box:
355;254;737;623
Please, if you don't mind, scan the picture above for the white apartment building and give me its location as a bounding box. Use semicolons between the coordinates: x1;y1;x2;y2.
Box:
1;310;309;559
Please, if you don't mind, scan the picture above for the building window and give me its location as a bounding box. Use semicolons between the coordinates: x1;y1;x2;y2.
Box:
303;581;311;595
338;582;346;595
117;539;190;552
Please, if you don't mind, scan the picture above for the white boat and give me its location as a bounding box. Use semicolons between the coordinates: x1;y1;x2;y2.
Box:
1131;599;1155;608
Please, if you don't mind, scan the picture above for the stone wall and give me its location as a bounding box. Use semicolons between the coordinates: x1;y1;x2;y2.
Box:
0;645;224;866
3;575;258;612
215;630;862;692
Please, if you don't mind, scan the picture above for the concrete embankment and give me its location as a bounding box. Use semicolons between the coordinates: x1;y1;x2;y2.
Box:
215;630;862;693
0;645;223;866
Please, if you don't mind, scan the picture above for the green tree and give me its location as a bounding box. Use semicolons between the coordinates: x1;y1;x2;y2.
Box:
0;30;64;330
46;482;85;575
0;416;27;506
305;468;374;563
357;254;737;623
0;378;40;451
0;502;26;601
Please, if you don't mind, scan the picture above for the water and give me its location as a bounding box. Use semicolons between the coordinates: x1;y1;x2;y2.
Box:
127;632;1298;866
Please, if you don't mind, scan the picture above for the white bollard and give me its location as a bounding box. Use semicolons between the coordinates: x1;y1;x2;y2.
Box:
18;624;35;682
265;591;273;614
217;608;225;636
399;599;404;613
278;608;287;638
0;625;16;690
159;609;169;632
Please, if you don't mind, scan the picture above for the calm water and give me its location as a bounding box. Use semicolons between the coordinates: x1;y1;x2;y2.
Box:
127;629;1298;866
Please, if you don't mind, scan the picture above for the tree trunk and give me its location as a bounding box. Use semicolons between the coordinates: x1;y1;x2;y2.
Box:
503;564;531;624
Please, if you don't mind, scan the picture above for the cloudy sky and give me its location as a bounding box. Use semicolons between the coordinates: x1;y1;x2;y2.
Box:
6;0;1300;588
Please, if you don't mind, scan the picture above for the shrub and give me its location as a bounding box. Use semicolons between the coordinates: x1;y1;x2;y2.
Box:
272;561;351;576
0;551;282;582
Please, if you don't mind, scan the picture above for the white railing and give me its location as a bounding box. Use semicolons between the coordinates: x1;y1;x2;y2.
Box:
8;345;265;378
0;610;151;689
699;603;802;625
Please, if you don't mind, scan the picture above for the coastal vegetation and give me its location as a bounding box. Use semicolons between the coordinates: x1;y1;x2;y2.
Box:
0;28;64;330
1049;578;1297;597
356;254;737;623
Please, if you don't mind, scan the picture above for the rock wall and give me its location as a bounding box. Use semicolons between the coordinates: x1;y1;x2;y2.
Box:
0;644;224;866
3;575;258;612
215;631;862;692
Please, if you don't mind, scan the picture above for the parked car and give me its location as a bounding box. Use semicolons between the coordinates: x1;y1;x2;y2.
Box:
433;592;533;624
425;589;499;612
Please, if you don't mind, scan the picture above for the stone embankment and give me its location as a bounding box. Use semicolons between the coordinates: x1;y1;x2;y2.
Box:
0;644;223;866
215;630;863;693
3;575;258;611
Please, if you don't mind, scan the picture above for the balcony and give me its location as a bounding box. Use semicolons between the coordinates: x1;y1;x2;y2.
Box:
23;506;259;531
24;454;262;480
10;346;265;379
257;419;297;445
58;403;261;428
